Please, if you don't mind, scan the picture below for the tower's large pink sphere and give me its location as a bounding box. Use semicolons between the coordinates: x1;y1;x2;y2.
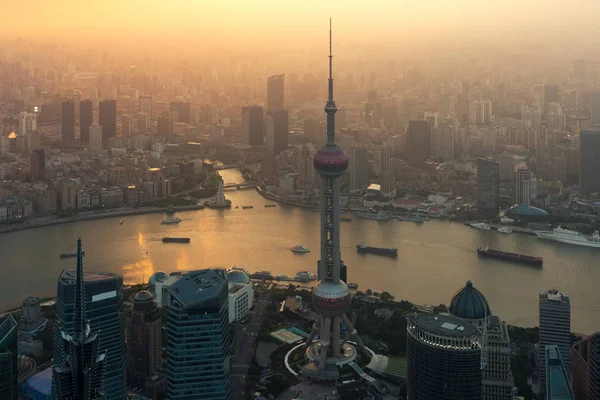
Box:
313;145;348;177
312;281;352;317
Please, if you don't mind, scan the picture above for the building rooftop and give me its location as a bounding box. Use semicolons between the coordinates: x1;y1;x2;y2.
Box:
506;204;548;217
449;280;491;320
23;366;53;396
59;269;120;285
168;269;227;308
545;345;575;400
541;289;570;304
227;269;250;285
408;313;479;337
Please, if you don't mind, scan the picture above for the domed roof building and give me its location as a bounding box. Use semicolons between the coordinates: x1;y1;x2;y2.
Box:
133;290;154;303
148;272;170;292
226;268;253;323
226;269;250;286
449;280;491;320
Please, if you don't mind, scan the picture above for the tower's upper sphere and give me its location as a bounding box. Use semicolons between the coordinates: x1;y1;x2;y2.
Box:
311;280;352;317
449;280;491;320
313;144;348;177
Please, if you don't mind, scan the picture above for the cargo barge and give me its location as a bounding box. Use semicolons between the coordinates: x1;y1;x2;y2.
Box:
477;246;542;266
162;237;191;243
356;243;398;257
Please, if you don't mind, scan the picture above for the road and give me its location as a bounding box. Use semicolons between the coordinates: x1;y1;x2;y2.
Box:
231;290;271;399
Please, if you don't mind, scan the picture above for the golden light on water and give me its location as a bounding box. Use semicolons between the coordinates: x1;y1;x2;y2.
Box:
122;258;155;285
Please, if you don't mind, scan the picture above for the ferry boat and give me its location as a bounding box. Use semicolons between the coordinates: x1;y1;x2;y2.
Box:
397;214;426;223
356;243;398;257
294;271;317;282
264;204;277;208
60;251;85;259
251;271;272;280
535;227;600;248
162;237;190;243
477;246;543;266
291;244;311;253
119;220;124;225
161;215;182;224
356;210;392;221
242;205;254;209
347;283;359;289
470;222;492;231
497;226;513;234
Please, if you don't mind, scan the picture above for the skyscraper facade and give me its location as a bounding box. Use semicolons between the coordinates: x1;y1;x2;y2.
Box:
266;109;289;155
242;105;264;146
538;289;571;393
99;100;117;146
477;158;500;214
127;290;162;390
157;113;173;139
350;147;369;191
545;345;575;400
89;123;103;154
165;269;230;400
571;332;600;400
469;100;492;125
30;148;45;182
61;100;76;143
80;99;93;143
297;145;315;188
54;264;126;400
515;167;531;205
544;85;560;115
378;145;395;195
302;23;370;381
52;240;106;400
406;120;431;167
267;74;285;111
170;101;191;124
406;313;482;400
0;315;17;400
139;95;153;115
579;130;600;194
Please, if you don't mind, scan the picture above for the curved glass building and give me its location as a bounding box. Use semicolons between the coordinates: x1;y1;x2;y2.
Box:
407;313;482;400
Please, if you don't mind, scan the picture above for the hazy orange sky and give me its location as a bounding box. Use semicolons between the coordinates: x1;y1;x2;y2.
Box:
3;0;599;49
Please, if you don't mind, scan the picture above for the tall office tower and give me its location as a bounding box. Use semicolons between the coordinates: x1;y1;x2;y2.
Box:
30;148;45;182
406;120;431;167
440;121;456;162
137;113;150;131
477;158;500;214
579;130;600;194
449;281;515;400
89;124;103;154
297;145;315;188
351;147;369;191
242;105;264;146
545;345;575;400
378;146;395;194
53;250;126;400
61;100;76;142
302;24;371;381
571;332;600;399
574;59;587;81
139;95;152;115
0;136;8;156
170;101;191;123
165;269;230;400
79;100;93;143
266;109;289;155
544;85;560;115
538;289;571;393
52;240;106;400
267;74;285;111
157;113;173;139
0;315;17;399
304;118;318;142
515;167;531;205
99;100;117;146
121;114;133;136
19;111;37;136
127;290;162;390
591;92;600;124
469;100;492;125
406;313;482;400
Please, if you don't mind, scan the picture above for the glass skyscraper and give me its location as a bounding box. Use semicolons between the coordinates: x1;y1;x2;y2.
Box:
165;269;231;400
0;315;18;400
54;267;126;400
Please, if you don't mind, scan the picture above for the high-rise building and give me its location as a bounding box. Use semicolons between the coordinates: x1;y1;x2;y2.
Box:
165;269;230;399
579;130;600;194
30;148;45;182
89;123;103;153
170;101;191;123
469;100;492;125
571;332;600;400
297;145;315;188
99;100;117;146
302;24;371;382
267;74;285;111
227;270;254;323
61;100;76;143
127;290;162;391
53;254;126;400
52;240;106;400
242;106;264;146
350;147;369;191
19;111;37;136
591;92;600;124
406;120;431;167
544;85;560;115
538;289;571;393
137;113;150;131
304;118;318;143
139;95;152;115
121;114;133;136
157;113;173;139
80;99;93;143
449;281;515;400
477;158;500;214
0;315;17;400
515;167;531;205
545;345;575;400
266;109;289;155
378;145;395;195
406;313;482;400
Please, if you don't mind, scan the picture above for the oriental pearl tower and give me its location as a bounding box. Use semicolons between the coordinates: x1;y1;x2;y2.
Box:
302;20;371;380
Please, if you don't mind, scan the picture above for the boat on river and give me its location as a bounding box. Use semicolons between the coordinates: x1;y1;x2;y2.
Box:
477;246;542;266
162;237;190;243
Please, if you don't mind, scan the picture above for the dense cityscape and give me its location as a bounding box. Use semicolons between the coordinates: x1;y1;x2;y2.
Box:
2;2;600;400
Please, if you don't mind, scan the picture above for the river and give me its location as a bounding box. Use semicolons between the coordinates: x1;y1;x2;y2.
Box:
1;168;599;333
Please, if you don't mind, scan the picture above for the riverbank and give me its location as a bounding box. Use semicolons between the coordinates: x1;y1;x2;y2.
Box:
0;204;205;235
